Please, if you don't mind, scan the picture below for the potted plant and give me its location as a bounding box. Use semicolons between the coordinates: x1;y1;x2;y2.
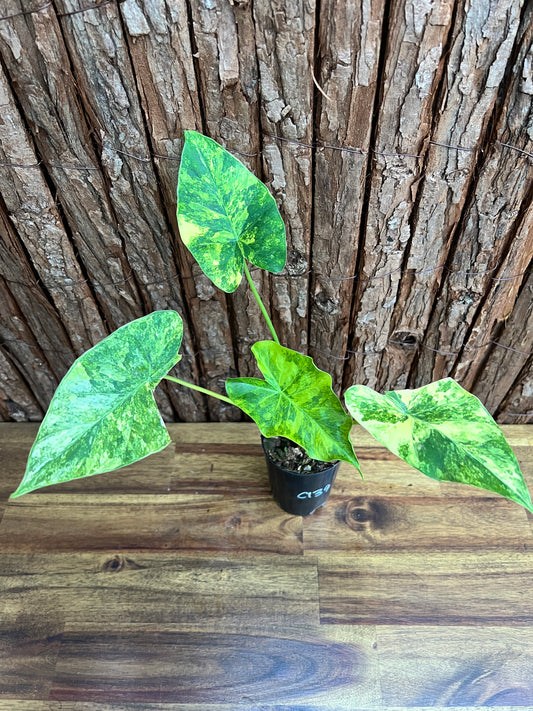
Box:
10;132;533;518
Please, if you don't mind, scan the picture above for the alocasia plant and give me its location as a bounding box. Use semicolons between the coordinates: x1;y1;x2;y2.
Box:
10;131;533;515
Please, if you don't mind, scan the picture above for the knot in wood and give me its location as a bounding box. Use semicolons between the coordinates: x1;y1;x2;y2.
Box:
102;555;145;572
285;250;309;275
391;331;419;350
225;515;242;529
342;497;391;532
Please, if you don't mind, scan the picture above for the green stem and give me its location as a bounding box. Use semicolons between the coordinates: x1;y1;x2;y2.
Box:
163;375;233;405
243;261;280;344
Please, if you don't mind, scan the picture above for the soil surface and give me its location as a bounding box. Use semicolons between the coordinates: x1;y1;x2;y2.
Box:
263;436;336;474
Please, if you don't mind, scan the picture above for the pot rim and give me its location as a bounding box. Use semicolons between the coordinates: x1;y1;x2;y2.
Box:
260;434;340;478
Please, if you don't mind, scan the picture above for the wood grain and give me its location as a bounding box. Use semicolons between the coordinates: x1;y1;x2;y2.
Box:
47;625;378;706
1;423;532;708
376;626;533;705
2;552;319;628
317;548;533;625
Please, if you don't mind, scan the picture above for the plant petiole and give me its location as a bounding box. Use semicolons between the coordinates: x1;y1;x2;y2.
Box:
243;261;280;344
163;375;234;405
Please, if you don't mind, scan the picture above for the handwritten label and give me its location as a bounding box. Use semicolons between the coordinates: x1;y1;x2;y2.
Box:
296;484;331;500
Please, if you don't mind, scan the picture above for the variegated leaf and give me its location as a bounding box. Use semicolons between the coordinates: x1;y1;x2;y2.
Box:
226;341;359;468
11;311;183;497
345;378;533;512
177;130;286;292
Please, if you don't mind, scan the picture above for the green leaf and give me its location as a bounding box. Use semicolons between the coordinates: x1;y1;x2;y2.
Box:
11;311;183;498
177;130;286;292
345;378;533;512
226;341;359;469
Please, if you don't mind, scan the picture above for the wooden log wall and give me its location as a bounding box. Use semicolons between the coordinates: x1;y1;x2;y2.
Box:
0;0;532;423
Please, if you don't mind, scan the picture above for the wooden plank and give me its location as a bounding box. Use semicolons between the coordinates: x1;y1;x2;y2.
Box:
253;0;316;353
0;627;62;701
46;625;378;707
304;494;531;554
1;552;319;628
376;626;533;706
3;422;530;498
329;453;444;499
378;0;525;392
0;705;527;711
0;425;39;511
345;0;453;390
309;0;384;387
0;422;267;498
0;494;303;555
317;548;533;625
1;423;533;709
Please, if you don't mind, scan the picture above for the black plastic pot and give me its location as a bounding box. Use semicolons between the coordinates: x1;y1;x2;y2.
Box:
261;436;340;516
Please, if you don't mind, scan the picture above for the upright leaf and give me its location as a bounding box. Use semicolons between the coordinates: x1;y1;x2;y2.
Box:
226;341;359;469
11;311;183;497
345;378;533;512
177;131;286;292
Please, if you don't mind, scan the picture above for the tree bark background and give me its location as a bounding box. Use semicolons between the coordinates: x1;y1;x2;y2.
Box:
0;0;531;423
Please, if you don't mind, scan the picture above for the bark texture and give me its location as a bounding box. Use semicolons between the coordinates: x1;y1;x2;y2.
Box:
0;0;532;422
309;0;384;388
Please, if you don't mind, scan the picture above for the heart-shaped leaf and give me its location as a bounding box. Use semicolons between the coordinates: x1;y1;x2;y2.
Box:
11;311;183;498
345;378;533;512
177;131;286;292
226;341;359;469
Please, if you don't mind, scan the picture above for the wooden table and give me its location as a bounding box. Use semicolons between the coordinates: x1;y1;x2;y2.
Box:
1;423;532;709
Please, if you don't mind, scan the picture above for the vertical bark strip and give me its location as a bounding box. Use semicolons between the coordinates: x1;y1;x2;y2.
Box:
380;0;525;390
309;0;384;388
253;0;316;353
52;0;205;420
343;0;455;391
0;60;106;353
450;197;533;390
496;358;533;424
0;0;143;331
0;349;42;421
186;0;267;387
0;206;74;412
119;0;239;420
470;268;533;415
417;6;533;391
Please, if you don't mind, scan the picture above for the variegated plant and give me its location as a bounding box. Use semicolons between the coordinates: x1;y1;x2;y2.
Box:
11;131;533;515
